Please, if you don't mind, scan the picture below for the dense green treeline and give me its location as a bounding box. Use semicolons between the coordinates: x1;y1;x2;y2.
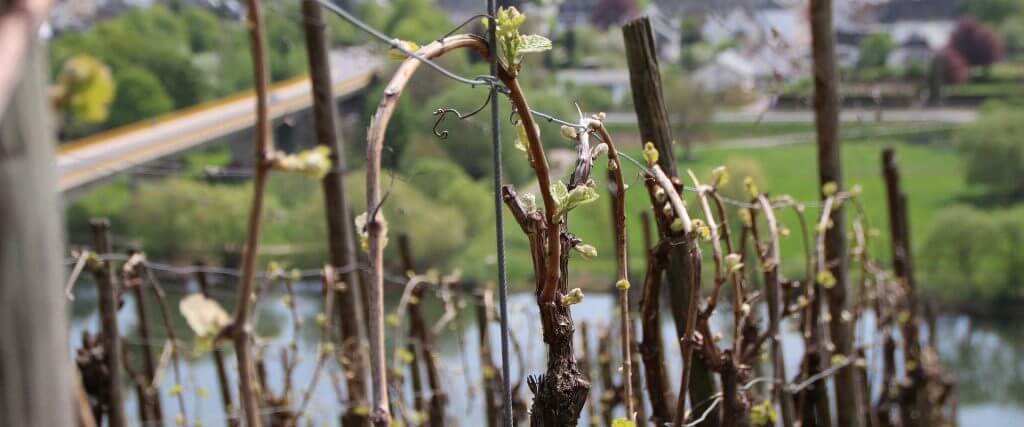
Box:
50;2;363;138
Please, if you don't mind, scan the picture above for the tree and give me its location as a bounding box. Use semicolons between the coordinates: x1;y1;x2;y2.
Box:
53;54;116;125
949;17;1005;71
934;47;970;84
960;0;1023;25
106;67;174;128
662;73;711;158
999;15;1024;56
929;46;969;105
182;6;223;52
857;32;895;69
921;205;1004;298
591;0;639;30
954;108;1024;197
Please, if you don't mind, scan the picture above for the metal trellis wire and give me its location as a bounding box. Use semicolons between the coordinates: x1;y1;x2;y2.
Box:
486;0;515;425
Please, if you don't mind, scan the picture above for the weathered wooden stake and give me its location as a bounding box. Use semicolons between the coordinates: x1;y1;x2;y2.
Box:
809;1;863;425
124;250;162;424
301;1;371;424
639;240;675;425
622;18;718;425
882;148;920;359
478;289;502;427
90;219;126;427
578;321;600;427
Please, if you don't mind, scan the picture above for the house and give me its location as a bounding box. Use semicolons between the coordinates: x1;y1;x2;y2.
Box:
554;68;632;104
872;0;960;50
887;33;934;68
700;0;809;49
692;50;756;93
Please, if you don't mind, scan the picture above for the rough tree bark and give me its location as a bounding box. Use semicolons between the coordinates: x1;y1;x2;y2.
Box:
126;251;162;424
301;1;370;424
622;18;718;426
809;1;863;426
0;18;73;425
502;184;591;427
477;289;503;427
638;241;676;425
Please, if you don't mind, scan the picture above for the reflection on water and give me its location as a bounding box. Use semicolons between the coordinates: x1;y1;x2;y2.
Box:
68;281;1024;426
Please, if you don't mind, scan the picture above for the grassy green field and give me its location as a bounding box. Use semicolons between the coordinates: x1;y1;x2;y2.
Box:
460;130;968;291
606;122;819;141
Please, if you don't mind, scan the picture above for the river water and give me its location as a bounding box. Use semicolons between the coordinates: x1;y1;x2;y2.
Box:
68;280;1024;426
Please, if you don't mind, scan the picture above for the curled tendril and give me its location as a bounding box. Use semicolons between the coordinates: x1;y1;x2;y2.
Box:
431;90;494;139
437;14;494;42
509;109;521;126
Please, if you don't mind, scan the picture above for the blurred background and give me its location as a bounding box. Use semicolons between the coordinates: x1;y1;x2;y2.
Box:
40;0;1024;424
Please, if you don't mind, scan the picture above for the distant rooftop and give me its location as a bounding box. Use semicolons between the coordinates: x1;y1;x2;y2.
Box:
652;0;792;17
879;0;962;23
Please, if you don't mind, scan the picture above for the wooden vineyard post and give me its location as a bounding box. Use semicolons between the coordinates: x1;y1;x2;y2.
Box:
478;288;502;427
0;22;73;426
125;250;163;424
882;148;920;360
809;1;863;426
89;219;126;427
301;1;371;424
622;16;718;426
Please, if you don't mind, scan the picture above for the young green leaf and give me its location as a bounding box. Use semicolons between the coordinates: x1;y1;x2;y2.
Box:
559;185;599;215
518;34;552;53
611;418;636;427
574;244;598;259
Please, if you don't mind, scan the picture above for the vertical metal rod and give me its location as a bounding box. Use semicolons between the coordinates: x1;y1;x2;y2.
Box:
487;0;514;426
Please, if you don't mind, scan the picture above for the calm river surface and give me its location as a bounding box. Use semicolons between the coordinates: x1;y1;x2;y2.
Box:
68;280;1024;426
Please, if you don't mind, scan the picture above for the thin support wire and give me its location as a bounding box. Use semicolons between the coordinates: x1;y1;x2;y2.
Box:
316;0;491;87
487;1;514;426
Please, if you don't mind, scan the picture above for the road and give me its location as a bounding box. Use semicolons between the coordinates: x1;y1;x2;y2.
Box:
708;123;952;151
57;48;380;192
604;108;977;126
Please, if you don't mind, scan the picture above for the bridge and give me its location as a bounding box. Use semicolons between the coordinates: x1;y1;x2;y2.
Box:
57;49;381;193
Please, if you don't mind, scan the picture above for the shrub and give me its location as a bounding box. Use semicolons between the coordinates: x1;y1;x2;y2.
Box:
128;178;270;259
954;108;1024;197
920;205;1023;300
404;156;492;234
858;32;896;69
662;73;712;143
999;16;1024;56
960;0;1023;26
341;170;471;267
107;66;173;128
565;83;616;113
